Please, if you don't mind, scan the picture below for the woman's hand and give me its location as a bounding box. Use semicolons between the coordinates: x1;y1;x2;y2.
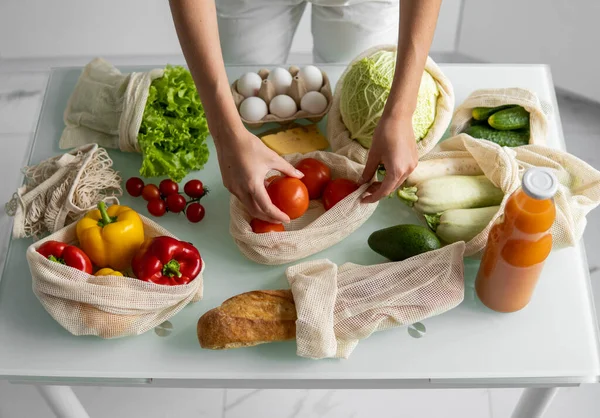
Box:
360;114;418;203
215;127;304;224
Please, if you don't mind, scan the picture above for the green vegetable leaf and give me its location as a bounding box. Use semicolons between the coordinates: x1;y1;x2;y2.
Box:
137;65;209;182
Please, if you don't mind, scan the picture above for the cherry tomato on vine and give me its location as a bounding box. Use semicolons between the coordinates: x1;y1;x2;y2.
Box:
142;184;161;202
166;194;186;213
295;158;331;200
159;179;179;196
147;199;166;217
322;178;359;210
250;218;285;233
186;202;205;223
126;177;145;197
266;177;309;220
184;180;205;199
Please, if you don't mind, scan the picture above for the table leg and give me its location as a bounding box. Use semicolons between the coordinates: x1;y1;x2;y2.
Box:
35;385;90;418
511;387;559;418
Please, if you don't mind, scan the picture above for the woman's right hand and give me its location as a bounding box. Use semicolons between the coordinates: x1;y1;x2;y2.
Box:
215;127;304;224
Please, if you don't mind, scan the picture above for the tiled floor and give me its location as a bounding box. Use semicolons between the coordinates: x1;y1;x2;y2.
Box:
0;66;599;418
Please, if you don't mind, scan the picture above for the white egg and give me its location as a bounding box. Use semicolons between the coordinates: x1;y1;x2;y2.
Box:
237;72;262;98
300;91;328;114
298;65;324;92
269;95;297;118
267;67;293;95
239;97;268;121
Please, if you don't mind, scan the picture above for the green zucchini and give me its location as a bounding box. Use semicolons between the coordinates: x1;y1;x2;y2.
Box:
397;175;504;214
424;206;500;244
471;105;515;121
488;106;530;130
465;125;529;147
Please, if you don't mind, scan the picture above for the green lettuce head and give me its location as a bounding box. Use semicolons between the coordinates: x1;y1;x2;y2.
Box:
340;50;439;149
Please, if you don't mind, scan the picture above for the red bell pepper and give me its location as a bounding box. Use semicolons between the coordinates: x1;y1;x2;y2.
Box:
37;241;93;274
131;236;202;286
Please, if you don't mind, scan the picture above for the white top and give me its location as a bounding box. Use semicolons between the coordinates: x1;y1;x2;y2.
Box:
522;167;559;200
0;64;598;388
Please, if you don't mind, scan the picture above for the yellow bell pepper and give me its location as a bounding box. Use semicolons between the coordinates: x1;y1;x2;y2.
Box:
76;202;144;270
94;268;124;277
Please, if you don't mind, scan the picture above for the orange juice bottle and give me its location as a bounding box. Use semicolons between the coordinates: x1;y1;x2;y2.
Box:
475;167;558;313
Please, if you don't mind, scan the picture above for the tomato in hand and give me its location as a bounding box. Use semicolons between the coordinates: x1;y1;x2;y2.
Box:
295;158;331;200
322;178;359;210
265;175;281;186
251;218;285;233
266;177;309;220
142;184;161;202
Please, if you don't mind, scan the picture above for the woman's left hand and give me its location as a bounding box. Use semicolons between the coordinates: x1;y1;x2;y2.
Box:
360;114;418;203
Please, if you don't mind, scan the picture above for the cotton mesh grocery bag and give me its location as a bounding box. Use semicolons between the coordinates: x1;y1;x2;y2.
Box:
5;144;122;239
414;134;600;257
327;45;455;164
230;151;378;265
450;88;552;145
286;242;465;359
26;215;204;338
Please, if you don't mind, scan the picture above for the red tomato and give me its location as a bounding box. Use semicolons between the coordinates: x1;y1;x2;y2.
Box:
266;177;309;220
322;178;359;210
142;184;160;202
265;175;281;186
250;218;285;233
159;179;179;196
295;158;331;200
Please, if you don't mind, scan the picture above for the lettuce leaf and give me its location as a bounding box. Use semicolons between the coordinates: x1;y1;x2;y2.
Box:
137;65;209;182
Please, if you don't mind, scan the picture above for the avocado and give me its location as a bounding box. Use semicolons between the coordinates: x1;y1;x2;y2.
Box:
368;224;441;261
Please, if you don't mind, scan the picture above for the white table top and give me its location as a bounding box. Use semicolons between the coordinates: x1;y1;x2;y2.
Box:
0;63;598;389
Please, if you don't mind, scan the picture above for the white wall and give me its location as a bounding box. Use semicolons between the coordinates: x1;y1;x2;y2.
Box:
0;0;462;59
457;0;600;102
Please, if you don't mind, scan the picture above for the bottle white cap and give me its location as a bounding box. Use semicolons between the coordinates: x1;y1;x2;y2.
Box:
522;167;558;200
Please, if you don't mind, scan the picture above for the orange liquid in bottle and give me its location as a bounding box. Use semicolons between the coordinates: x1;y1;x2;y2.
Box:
475;188;556;312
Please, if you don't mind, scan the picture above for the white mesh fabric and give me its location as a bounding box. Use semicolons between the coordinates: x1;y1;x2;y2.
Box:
229;151;379;265
59;58;164;152
417;134;600;257
286;242;466;359
450;88;551;145
327;45;455;164
26;215;204;339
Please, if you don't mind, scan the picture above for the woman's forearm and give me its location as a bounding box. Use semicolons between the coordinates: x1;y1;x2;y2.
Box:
384;0;442;121
168;0;244;145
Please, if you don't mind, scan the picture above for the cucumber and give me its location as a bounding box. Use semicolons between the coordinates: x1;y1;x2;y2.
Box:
466;125;529;147
488;106;530;130
471;105;515;121
368;224;441;262
398;175;504;214
424;206;500;244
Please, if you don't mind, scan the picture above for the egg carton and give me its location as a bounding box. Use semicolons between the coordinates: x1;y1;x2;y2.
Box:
231;66;333;129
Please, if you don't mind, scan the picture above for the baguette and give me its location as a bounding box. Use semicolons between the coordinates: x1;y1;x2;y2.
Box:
197;290;297;349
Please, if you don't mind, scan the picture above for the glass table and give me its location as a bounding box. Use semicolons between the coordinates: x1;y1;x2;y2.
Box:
0;63;598;418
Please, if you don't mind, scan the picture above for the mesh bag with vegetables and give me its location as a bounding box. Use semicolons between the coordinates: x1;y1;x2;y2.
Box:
59;58;209;182
26;214;204;339
450;87;551;146
327;45;455;164
287;242;465;359
397;134;600;257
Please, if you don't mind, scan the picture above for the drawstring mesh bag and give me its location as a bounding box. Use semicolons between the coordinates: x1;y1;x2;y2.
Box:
411;134;600;257
230;151;378;265
327;44;455;164
26;215;204;339
5;144;122;240
450;88;552;145
286;242;465;359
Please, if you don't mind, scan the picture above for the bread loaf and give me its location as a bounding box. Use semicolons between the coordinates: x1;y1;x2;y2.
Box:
197;290;297;349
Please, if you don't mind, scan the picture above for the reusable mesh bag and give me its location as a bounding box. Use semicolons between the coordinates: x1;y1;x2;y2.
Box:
229;151;378;265
26;215;204;339
286;242;465;359
450;88;552;145
414;134;600;257
58;58;164;152
5;144;122;240
327;45;455;164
